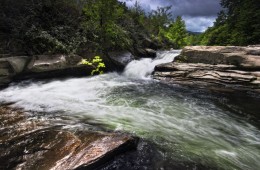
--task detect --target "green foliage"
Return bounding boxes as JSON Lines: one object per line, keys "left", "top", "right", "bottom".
{"left": 201, "top": 0, "right": 260, "bottom": 45}
{"left": 159, "top": 16, "right": 187, "bottom": 48}
{"left": 0, "top": 0, "right": 85, "bottom": 55}
{"left": 82, "top": 0, "right": 133, "bottom": 51}
{"left": 0, "top": 0, "right": 200, "bottom": 57}
{"left": 81, "top": 56, "right": 106, "bottom": 75}
{"left": 185, "top": 34, "right": 202, "bottom": 46}
{"left": 148, "top": 6, "right": 173, "bottom": 36}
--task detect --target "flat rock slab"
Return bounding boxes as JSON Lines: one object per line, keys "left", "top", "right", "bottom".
{"left": 0, "top": 106, "right": 138, "bottom": 170}
{"left": 154, "top": 46, "right": 260, "bottom": 92}
{"left": 176, "top": 46, "right": 260, "bottom": 70}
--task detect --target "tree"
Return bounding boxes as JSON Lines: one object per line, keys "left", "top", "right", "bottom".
{"left": 201, "top": 0, "right": 260, "bottom": 45}
{"left": 82, "top": 0, "right": 132, "bottom": 52}
{"left": 148, "top": 6, "right": 172, "bottom": 36}
{"left": 0, "top": 0, "right": 84, "bottom": 55}
{"left": 163, "top": 16, "right": 187, "bottom": 48}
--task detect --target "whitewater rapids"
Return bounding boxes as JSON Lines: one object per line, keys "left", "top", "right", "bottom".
{"left": 0, "top": 50, "right": 259, "bottom": 170}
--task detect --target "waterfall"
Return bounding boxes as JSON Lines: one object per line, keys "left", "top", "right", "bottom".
{"left": 123, "top": 50, "right": 181, "bottom": 79}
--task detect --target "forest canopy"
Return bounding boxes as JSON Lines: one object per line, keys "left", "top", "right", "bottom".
{"left": 0, "top": 0, "right": 259, "bottom": 56}
{"left": 200, "top": 0, "right": 260, "bottom": 46}
{"left": 0, "top": 0, "right": 176, "bottom": 55}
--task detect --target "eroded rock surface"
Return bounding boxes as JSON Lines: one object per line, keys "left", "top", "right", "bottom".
{"left": 0, "top": 105, "right": 138, "bottom": 170}
{"left": 154, "top": 46, "right": 260, "bottom": 91}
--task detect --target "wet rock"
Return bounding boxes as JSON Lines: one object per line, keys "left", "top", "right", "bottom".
{"left": 154, "top": 63, "right": 260, "bottom": 91}
{"left": 132, "top": 48, "right": 157, "bottom": 58}
{"left": 0, "top": 106, "right": 138, "bottom": 170}
{"left": 154, "top": 46, "right": 260, "bottom": 92}
{"left": 108, "top": 51, "right": 135, "bottom": 70}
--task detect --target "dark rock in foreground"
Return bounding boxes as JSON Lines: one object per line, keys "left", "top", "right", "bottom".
{"left": 0, "top": 105, "right": 138, "bottom": 170}
{"left": 154, "top": 46, "right": 260, "bottom": 92}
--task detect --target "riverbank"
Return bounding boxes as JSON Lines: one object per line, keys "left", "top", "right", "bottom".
{"left": 154, "top": 46, "right": 260, "bottom": 93}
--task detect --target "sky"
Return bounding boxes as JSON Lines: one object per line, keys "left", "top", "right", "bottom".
{"left": 118, "top": 0, "right": 222, "bottom": 32}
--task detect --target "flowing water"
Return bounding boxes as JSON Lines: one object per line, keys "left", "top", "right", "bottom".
{"left": 0, "top": 50, "right": 260, "bottom": 170}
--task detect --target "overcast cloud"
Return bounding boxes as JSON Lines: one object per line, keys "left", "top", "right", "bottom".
{"left": 119, "top": 0, "right": 221, "bottom": 32}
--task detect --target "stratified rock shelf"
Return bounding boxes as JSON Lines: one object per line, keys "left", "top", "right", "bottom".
{"left": 0, "top": 105, "right": 138, "bottom": 170}
{"left": 154, "top": 46, "right": 260, "bottom": 92}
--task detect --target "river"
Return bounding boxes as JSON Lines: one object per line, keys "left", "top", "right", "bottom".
{"left": 0, "top": 50, "right": 260, "bottom": 170}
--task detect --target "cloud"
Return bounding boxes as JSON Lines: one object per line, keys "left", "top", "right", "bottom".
{"left": 183, "top": 16, "right": 216, "bottom": 32}
{"left": 119, "top": 0, "right": 221, "bottom": 16}
{"left": 169, "top": 0, "right": 221, "bottom": 17}
{"left": 119, "top": 0, "right": 221, "bottom": 32}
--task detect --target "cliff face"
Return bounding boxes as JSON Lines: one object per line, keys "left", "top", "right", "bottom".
{"left": 153, "top": 46, "right": 260, "bottom": 92}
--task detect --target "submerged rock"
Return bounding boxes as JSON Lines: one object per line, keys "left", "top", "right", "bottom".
{"left": 0, "top": 105, "right": 138, "bottom": 170}
{"left": 154, "top": 46, "right": 260, "bottom": 92}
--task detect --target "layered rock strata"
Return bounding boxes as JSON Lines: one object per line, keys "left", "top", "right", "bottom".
{"left": 154, "top": 46, "right": 260, "bottom": 91}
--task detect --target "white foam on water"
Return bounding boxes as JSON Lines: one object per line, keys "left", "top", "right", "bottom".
{"left": 123, "top": 50, "right": 180, "bottom": 79}
{"left": 0, "top": 50, "right": 260, "bottom": 170}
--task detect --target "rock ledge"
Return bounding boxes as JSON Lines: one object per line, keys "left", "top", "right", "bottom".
{"left": 154, "top": 46, "right": 260, "bottom": 92}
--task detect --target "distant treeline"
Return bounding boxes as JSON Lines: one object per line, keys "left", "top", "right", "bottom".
{"left": 0, "top": 0, "right": 259, "bottom": 56}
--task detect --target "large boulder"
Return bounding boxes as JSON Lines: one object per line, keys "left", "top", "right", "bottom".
{"left": 131, "top": 48, "right": 157, "bottom": 58}
{"left": 20, "top": 54, "right": 93, "bottom": 79}
{"left": 0, "top": 105, "right": 138, "bottom": 170}
{"left": 154, "top": 46, "right": 260, "bottom": 92}
{"left": 26, "top": 54, "right": 83, "bottom": 72}
{"left": 108, "top": 51, "right": 135, "bottom": 70}
{"left": 0, "top": 54, "right": 98, "bottom": 86}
